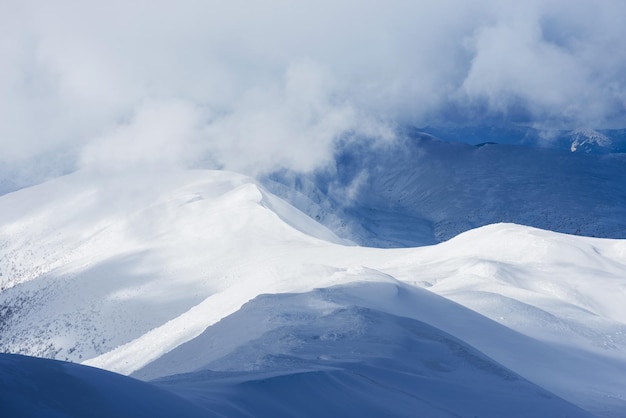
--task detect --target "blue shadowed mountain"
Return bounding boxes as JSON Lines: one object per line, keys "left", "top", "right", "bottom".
{"left": 0, "top": 354, "right": 215, "bottom": 418}
{"left": 263, "top": 131, "right": 626, "bottom": 247}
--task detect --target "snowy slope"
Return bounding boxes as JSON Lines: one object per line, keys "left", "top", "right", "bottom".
{"left": 264, "top": 133, "right": 626, "bottom": 247}
{"left": 0, "top": 169, "right": 348, "bottom": 363}
{"left": 1, "top": 169, "right": 626, "bottom": 416}
{"left": 133, "top": 225, "right": 626, "bottom": 416}
{"left": 148, "top": 287, "right": 590, "bottom": 418}
{"left": 0, "top": 353, "right": 214, "bottom": 418}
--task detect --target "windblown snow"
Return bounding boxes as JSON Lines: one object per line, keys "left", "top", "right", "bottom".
{"left": 1, "top": 169, "right": 625, "bottom": 417}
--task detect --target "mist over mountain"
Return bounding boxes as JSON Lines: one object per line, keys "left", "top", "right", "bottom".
{"left": 3, "top": 1, "right": 626, "bottom": 417}
{"left": 263, "top": 132, "right": 626, "bottom": 247}
{"left": 3, "top": 0, "right": 626, "bottom": 184}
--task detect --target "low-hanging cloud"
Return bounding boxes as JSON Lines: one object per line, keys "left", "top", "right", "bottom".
{"left": 2, "top": 0, "right": 626, "bottom": 182}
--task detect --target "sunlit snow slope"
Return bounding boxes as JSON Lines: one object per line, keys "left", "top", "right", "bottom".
{"left": 1, "top": 169, "right": 625, "bottom": 416}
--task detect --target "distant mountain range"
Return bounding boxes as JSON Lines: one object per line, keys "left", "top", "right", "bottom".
{"left": 264, "top": 132, "right": 626, "bottom": 247}
{"left": 420, "top": 125, "right": 626, "bottom": 154}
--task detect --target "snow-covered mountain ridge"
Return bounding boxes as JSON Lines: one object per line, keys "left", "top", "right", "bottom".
{"left": 1, "top": 169, "right": 625, "bottom": 416}
{"left": 0, "top": 170, "right": 347, "bottom": 361}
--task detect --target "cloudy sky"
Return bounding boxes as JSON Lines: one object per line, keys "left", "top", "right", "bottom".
{"left": 2, "top": 0, "right": 626, "bottom": 181}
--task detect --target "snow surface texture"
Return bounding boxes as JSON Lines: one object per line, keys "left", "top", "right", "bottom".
{"left": 0, "top": 353, "right": 214, "bottom": 418}
{"left": 1, "top": 169, "right": 626, "bottom": 416}
{"left": 149, "top": 288, "right": 590, "bottom": 418}
{"left": 263, "top": 133, "right": 626, "bottom": 247}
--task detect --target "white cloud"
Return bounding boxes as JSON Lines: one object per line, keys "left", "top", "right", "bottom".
{"left": 1, "top": 0, "right": 625, "bottom": 182}
{"left": 460, "top": 0, "right": 626, "bottom": 127}
{"left": 79, "top": 100, "right": 204, "bottom": 173}
{"left": 202, "top": 60, "right": 366, "bottom": 175}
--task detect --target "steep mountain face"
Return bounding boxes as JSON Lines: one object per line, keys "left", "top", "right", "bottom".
{"left": 1, "top": 169, "right": 625, "bottom": 416}
{"left": 569, "top": 129, "right": 614, "bottom": 153}
{"left": 264, "top": 134, "right": 626, "bottom": 247}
